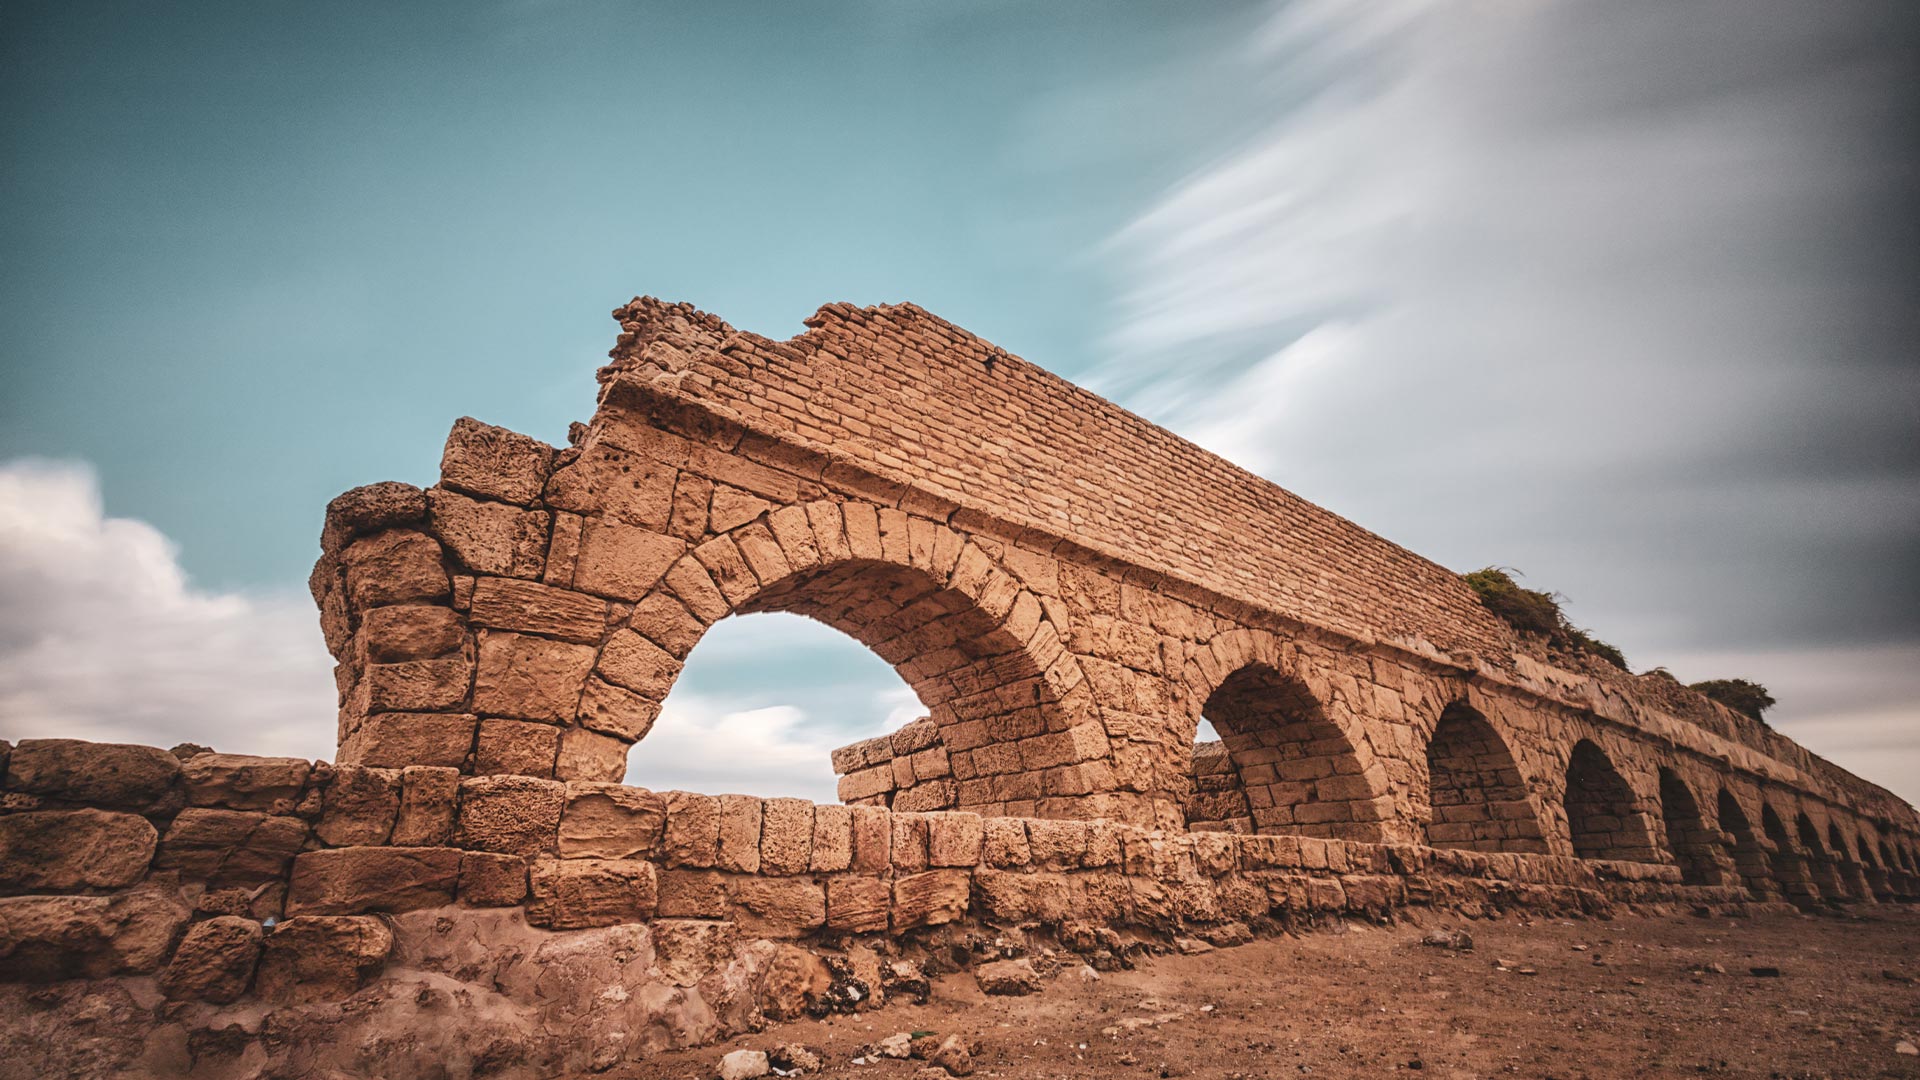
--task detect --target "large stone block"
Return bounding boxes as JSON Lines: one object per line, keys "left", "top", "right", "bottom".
{"left": 459, "top": 851, "right": 529, "bottom": 906}
{"left": 468, "top": 576, "right": 607, "bottom": 644}
{"left": 0, "top": 809, "right": 157, "bottom": 892}
{"left": 725, "top": 876, "right": 826, "bottom": 937}
{"left": 255, "top": 915, "right": 394, "bottom": 1003}
{"left": 356, "top": 603, "right": 467, "bottom": 663}
{"left": 155, "top": 809, "right": 309, "bottom": 887}
{"left": 594, "top": 629, "right": 680, "bottom": 699}
{"left": 526, "top": 858, "right": 658, "bottom": 929}
{"left": 573, "top": 520, "right": 686, "bottom": 601}
{"left": 474, "top": 718, "right": 560, "bottom": 777}
{"left": 286, "top": 846, "right": 463, "bottom": 915}
{"left": 891, "top": 869, "right": 971, "bottom": 931}
{"left": 810, "top": 804, "right": 853, "bottom": 873}
{"left": 663, "top": 791, "right": 721, "bottom": 868}
{"left": 439, "top": 416, "right": 555, "bottom": 506}
{"left": 321, "top": 481, "right": 427, "bottom": 554}
{"left": 353, "top": 656, "right": 473, "bottom": 714}
{"left": 555, "top": 727, "right": 628, "bottom": 782}
{"left": 826, "top": 876, "right": 890, "bottom": 933}
{"left": 759, "top": 798, "right": 814, "bottom": 876}
{"left": 4, "top": 739, "right": 180, "bottom": 810}
{"left": 339, "top": 712, "right": 476, "bottom": 770}
{"left": 559, "top": 782, "right": 667, "bottom": 859}
{"left": 158, "top": 915, "right": 262, "bottom": 1003}
{"left": 926, "top": 812, "right": 984, "bottom": 868}
{"left": 315, "top": 766, "right": 401, "bottom": 847}
{"left": 182, "top": 754, "right": 312, "bottom": 812}
{"left": 650, "top": 918, "right": 736, "bottom": 986}
{"left": 343, "top": 529, "right": 449, "bottom": 609}
{"left": 456, "top": 774, "right": 566, "bottom": 856}
{"left": 473, "top": 632, "right": 597, "bottom": 723}
{"left": 576, "top": 676, "right": 662, "bottom": 741}
{"left": 428, "top": 488, "right": 551, "bottom": 578}
{"left": 0, "top": 891, "right": 189, "bottom": 981}
{"left": 717, "top": 795, "right": 763, "bottom": 873}
{"left": 391, "top": 765, "right": 461, "bottom": 846}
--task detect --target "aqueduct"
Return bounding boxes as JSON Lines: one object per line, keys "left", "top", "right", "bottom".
{"left": 3, "top": 297, "right": 1916, "bottom": 1076}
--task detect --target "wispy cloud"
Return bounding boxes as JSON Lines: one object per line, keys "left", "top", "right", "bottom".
{"left": 0, "top": 459, "right": 336, "bottom": 759}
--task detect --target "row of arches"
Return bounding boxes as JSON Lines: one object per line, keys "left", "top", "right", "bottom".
{"left": 1180, "top": 659, "right": 1918, "bottom": 903}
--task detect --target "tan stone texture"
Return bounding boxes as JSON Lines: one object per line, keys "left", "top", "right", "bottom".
{"left": 182, "top": 754, "right": 312, "bottom": 811}
{"left": 468, "top": 576, "right": 607, "bottom": 644}
{"left": 576, "top": 676, "right": 661, "bottom": 742}
{"left": 428, "top": 488, "right": 550, "bottom": 578}
{"left": 526, "top": 858, "right": 658, "bottom": 928}
{"left": 343, "top": 529, "right": 449, "bottom": 609}
{"left": 357, "top": 604, "right": 466, "bottom": 663}
{"left": 0, "top": 810, "right": 157, "bottom": 892}
{"left": 315, "top": 765, "right": 400, "bottom": 847}
{"left": 455, "top": 774, "right": 565, "bottom": 856}
{"left": 4, "top": 739, "right": 180, "bottom": 810}
{"left": 472, "top": 631, "right": 596, "bottom": 722}
{"left": 340, "top": 713, "right": 475, "bottom": 770}
{"left": 255, "top": 915, "right": 394, "bottom": 1003}
{"left": 286, "top": 846, "right": 462, "bottom": 914}
{"left": 0, "top": 891, "right": 188, "bottom": 980}
{"left": 154, "top": 809, "right": 308, "bottom": 887}
{"left": 458, "top": 851, "right": 529, "bottom": 906}
{"left": 475, "top": 718, "right": 560, "bottom": 777}
{"left": 594, "top": 628, "right": 680, "bottom": 699}
{"left": 559, "top": 782, "right": 666, "bottom": 859}
{"left": 440, "top": 416, "right": 554, "bottom": 506}
{"left": 391, "top": 765, "right": 461, "bottom": 846}
{"left": 891, "top": 869, "right": 971, "bottom": 931}
{"left": 555, "top": 726, "right": 629, "bottom": 782}
{"left": 572, "top": 519, "right": 686, "bottom": 601}
{"left": 759, "top": 798, "right": 814, "bottom": 876}
{"left": 716, "top": 795, "right": 763, "bottom": 873}
{"left": 158, "top": 915, "right": 262, "bottom": 1003}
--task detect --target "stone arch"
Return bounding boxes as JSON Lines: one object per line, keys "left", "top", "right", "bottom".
{"left": 1562, "top": 739, "right": 1659, "bottom": 862}
{"left": 586, "top": 500, "right": 1102, "bottom": 809}
{"left": 1794, "top": 812, "right": 1849, "bottom": 902}
{"left": 1421, "top": 701, "right": 1547, "bottom": 853}
{"left": 1824, "top": 820, "right": 1872, "bottom": 901}
{"left": 1715, "top": 789, "right": 1775, "bottom": 898}
{"left": 1759, "top": 803, "right": 1819, "bottom": 906}
{"left": 1657, "top": 768, "right": 1723, "bottom": 885}
{"left": 1178, "top": 631, "right": 1391, "bottom": 841}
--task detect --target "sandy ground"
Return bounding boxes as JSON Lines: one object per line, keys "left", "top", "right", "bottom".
{"left": 616, "top": 907, "right": 1920, "bottom": 1080}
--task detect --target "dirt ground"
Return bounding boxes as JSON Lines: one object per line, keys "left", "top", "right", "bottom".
{"left": 617, "top": 907, "right": 1920, "bottom": 1080}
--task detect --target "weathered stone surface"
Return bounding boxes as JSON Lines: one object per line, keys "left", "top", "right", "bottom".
{"left": 0, "top": 890, "right": 189, "bottom": 981}
{"left": 469, "top": 576, "right": 607, "bottom": 643}
{"left": 181, "top": 754, "right": 311, "bottom": 811}
{"left": 343, "top": 529, "right": 449, "bottom": 609}
{"left": 927, "top": 812, "right": 984, "bottom": 868}
{"left": 760, "top": 798, "right": 814, "bottom": 876}
{"left": 4, "top": 739, "right": 180, "bottom": 810}
{"left": 428, "top": 488, "right": 551, "bottom": 578}
{"left": 315, "top": 766, "right": 401, "bottom": 847}
{"left": 725, "top": 876, "right": 826, "bottom": 937}
{"left": 255, "top": 915, "right": 394, "bottom": 1003}
{"left": 353, "top": 656, "right": 473, "bottom": 714}
{"left": 474, "top": 718, "right": 560, "bottom": 777}
{"left": 357, "top": 603, "right": 466, "bottom": 663}
{"left": 573, "top": 520, "right": 686, "bottom": 601}
{"left": 286, "top": 847, "right": 463, "bottom": 915}
{"left": 155, "top": 809, "right": 308, "bottom": 886}
{"left": 0, "top": 809, "right": 157, "bottom": 892}
{"left": 891, "top": 869, "right": 971, "bottom": 932}
{"left": 716, "top": 795, "right": 763, "bottom": 873}
{"left": 663, "top": 791, "right": 722, "bottom": 868}
{"left": 974, "top": 957, "right": 1042, "bottom": 996}
{"left": 391, "top": 765, "right": 461, "bottom": 845}
{"left": 440, "top": 416, "right": 555, "bottom": 506}
{"left": 758, "top": 943, "right": 831, "bottom": 1020}
{"left": 826, "top": 876, "right": 890, "bottom": 933}
{"left": 810, "top": 804, "right": 853, "bottom": 873}
{"left": 526, "top": 858, "right": 658, "bottom": 928}
{"left": 559, "top": 782, "right": 667, "bottom": 859}
{"left": 322, "top": 481, "right": 426, "bottom": 553}
{"left": 456, "top": 774, "right": 566, "bottom": 856}
{"left": 594, "top": 628, "right": 680, "bottom": 699}
{"left": 576, "top": 676, "right": 662, "bottom": 741}
{"left": 555, "top": 727, "right": 628, "bottom": 782}
{"left": 650, "top": 918, "right": 736, "bottom": 986}
{"left": 458, "top": 851, "right": 529, "bottom": 906}
{"left": 339, "top": 713, "right": 476, "bottom": 770}
{"left": 719, "top": 1049, "right": 770, "bottom": 1080}
{"left": 158, "top": 916, "right": 261, "bottom": 1003}
{"left": 473, "top": 631, "right": 597, "bottom": 722}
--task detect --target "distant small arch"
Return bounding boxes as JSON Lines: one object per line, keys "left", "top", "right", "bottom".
{"left": 1716, "top": 789, "right": 1772, "bottom": 898}
{"left": 1657, "top": 768, "right": 1719, "bottom": 885}
{"left": 1562, "top": 740, "right": 1658, "bottom": 862}
{"left": 1422, "top": 702, "right": 1546, "bottom": 853}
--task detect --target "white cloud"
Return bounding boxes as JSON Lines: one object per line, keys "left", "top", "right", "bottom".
{"left": 0, "top": 459, "right": 337, "bottom": 760}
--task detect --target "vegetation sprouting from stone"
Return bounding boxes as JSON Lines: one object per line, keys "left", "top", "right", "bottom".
{"left": 1688, "top": 678, "right": 1777, "bottom": 723}
{"left": 1462, "top": 568, "right": 1628, "bottom": 670}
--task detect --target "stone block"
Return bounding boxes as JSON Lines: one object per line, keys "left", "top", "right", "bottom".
{"left": 155, "top": 809, "right": 308, "bottom": 887}
{"left": 158, "top": 915, "right": 262, "bottom": 1003}
{"left": 357, "top": 603, "right": 466, "bottom": 663}
{"left": 560, "top": 782, "right": 667, "bottom": 859}
{"left": 663, "top": 791, "right": 721, "bottom": 868}
{"left": 458, "top": 852, "right": 529, "bottom": 906}
{"left": 826, "top": 875, "right": 890, "bottom": 933}
{"left": 573, "top": 520, "right": 686, "bottom": 601}
{"left": 354, "top": 656, "right": 472, "bottom": 714}
{"left": 890, "top": 814, "right": 929, "bottom": 873}
{"left": 474, "top": 717, "right": 560, "bottom": 777}
{"left": 322, "top": 481, "right": 427, "bottom": 554}
{"left": 456, "top": 774, "right": 565, "bottom": 856}
{"left": 439, "top": 416, "right": 554, "bottom": 506}
{"left": 849, "top": 805, "right": 891, "bottom": 873}
{"left": 595, "top": 629, "right": 680, "bottom": 699}
{"left": 526, "top": 858, "right": 658, "bottom": 928}
{"left": 717, "top": 795, "right": 763, "bottom": 873}
{"left": 343, "top": 529, "right": 449, "bottom": 609}
{"left": 982, "top": 816, "right": 1031, "bottom": 868}
{"left": 627, "top": 591, "right": 706, "bottom": 657}
{"left": 760, "top": 798, "right": 814, "bottom": 875}
{"left": 891, "top": 869, "right": 971, "bottom": 931}
{"left": 4, "top": 739, "right": 179, "bottom": 810}
{"left": 182, "top": 754, "right": 311, "bottom": 812}
{"left": 577, "top": 676, "right": 662, "bottom": 741}
{"left": 657, "top": 869, "right": 728, "bottom": 918}
{"left": 650, "top": 918, "right": 736, "bottom": 986}
{"left": 708, "top": 486, "right": 770, "bottom": 533}
{"left": 0, "top": 891, "right": 189, "bottom": 981}
{"left": 1028, "top": 820, "right": 1088, "bottom": 871}
{"left": 315, "top": 766, "right": 400, "bottom": 847}
{"left": 927, "top": 812, "right": 984, "bottom": 868}
{"left": 725, "top": 876, "right": 826, "bottom": 937}
{"left": 339, "top": 712, "right": 476, "bottom": 770}
{"left": 473, "top": 631, "right": 597, "bottom": 722}
{"left": 468, "top": 576, "right": 607, "bottom": 644}
{"left": 810, "top": 804, "right": 853, "bottom": 873}
{"left": 427, "top": 489, "right": 550, "bottom": 578}
{"left": 0, "top": 809, "right": 157, "bottom": 892}
{"left": 255, "top": 915, "right": 394, "bottom": 1003}
{"left": 555, "top": 727, "right": 628, "bottom": 782}
{"left": 286, "top": 846, "right": 462, "bottom": 915}
{"left": 391, "top": 766, "right": 461, "bottom": 846}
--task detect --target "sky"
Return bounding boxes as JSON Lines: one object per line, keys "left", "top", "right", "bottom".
{"left": 3, "top": 1, "right": 1916, "bottom": 805}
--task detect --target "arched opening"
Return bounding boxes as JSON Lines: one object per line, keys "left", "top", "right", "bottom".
{"left": 1795, "top": 813, "right": 1849, "bottom": 901}
{"left": 1422, "top": 703, "right": 1545, "bottom": 853}
{"left": 623, "top": 612, "right": 923, "bottom": 800}
{"left": 1563, "top": 740, "right": 1657, "bottom": 861}
{"left": 1194, "top": 664, "right": 1387, "bottom": 840}
{"left": 1825, "top": 821, "right": 1871, "bottom": 900}
{"left": 1716, "top": 790, "right": 1773, "bottom": 898}
{"left": 1185, "top": 717, "right": 1254, "bottom": 833}
{"left": 1657, "top": 768, "right": 1721, "bottom": 885}
{"left": 1760, "top": 804, "right": 1818, "bottom": 906}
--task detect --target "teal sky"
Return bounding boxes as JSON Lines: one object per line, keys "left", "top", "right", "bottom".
{"left": 4, "top": 1, "right": 1917, "bottom": 803}
{"left": 2, "top": 0, "right": 1269, "bottom": 588}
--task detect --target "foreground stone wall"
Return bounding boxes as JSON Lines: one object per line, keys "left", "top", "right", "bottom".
{"left": 12, "top": 738, "right": 1915, "bottom": 1078}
